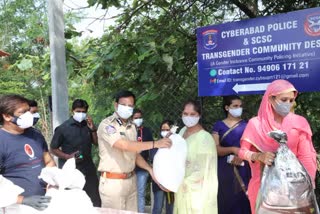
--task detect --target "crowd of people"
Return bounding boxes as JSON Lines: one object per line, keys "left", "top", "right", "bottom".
{"left": 0, "top": 79, "right": 317, "bottom": 214}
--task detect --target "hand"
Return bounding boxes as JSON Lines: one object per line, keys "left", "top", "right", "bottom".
{"left": 258, "top": 152, "right": 276, "bottom": 166}
{"left": 155, "top": 138, "right": 172, "bottom": 149}
{"left": 64, "top": 151, "right": 79, "bottom": 160}
{"left": 231, "top": 147, "right": 240, "bottom": 155}
{"left": 22, "top": 195, "right": 51, "bottom": 211}
{"left": 86, "top": 116, "right": 96, "bottom": 131}
{"left": 158, "top": 184, "right": 171, "bottom": 192}
{"left": 231, "top": 156, "right": 243, "bottom": 166}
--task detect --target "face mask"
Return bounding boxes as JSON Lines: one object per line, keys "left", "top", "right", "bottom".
{"left": 117, "top": 104, "right": 134, "bottom": 119}
{"left": 274, "top": 101, "right": 292, "bottom": 117}
{"left": 161, "top": 131, "right": 169, "bottom": 138}
{"left": 11, "top": 111, "right": 34, "bottom": 129}
{"left": 32, "top": 112, "right": 40, "bottom": 125}
{"left": 182, "top": 116, "right": 200, "bottom": 127}
{"left": 73, "top": 112, "right": 87, "bottom": 123}
{"left": 229, "top": 107, "right": 243, "bottom": 118}
{"left": 133, "top": 118, "right": 143, "bottom": 127}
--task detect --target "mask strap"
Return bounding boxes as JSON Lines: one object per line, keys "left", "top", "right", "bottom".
{"left": 10, "top": 115, "right": 19, "bottom": 125}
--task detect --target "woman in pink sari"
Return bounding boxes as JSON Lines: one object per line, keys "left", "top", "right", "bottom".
{"left": 238, "top": 79, "right": 317, "bottom": 214}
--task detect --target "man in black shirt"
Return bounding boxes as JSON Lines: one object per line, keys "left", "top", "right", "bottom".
{"left": 132, "top": 109, "right": 154, "bottom": 213}
{"left": 50, "top": 99, "right": 101, "bottom": 207}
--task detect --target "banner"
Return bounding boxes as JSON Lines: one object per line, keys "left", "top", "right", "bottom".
{"left": 197, "top": 7, "right": 320, "bottom": 96}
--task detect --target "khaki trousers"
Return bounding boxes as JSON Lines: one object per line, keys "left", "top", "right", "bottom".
{"left": 99, "top": 174, "right": 137, "bottom": 212}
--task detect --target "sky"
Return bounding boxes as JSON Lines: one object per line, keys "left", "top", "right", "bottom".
{"left": 63, "top": 0, "right": 119, "bottom": 39}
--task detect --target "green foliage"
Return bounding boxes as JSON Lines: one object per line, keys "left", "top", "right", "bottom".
{"left": 81, "top": 0, "right": 320, "bottom": 144}
{"left": 1, "top": 1, "right": 320, "bottom": 193}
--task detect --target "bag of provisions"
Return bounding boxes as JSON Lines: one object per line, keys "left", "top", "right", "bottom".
{"left": 256, "top": 130, "right": 319, "bottom": 214}
{"left": 153, "top": 129, "right": 187, "bottom": 192}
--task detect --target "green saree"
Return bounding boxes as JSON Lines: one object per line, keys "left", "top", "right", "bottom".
{"left": 174, "top": 127, "right": 218, "bottom": 214}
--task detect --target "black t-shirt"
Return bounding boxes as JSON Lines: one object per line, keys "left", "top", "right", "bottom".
{"left": 51, "top": 117, "right": 94, "bottom": 169}
{"left": 0, "top": 128, "right": 48, "bottom": 196}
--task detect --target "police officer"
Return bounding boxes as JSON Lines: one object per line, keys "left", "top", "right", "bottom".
{"left": 97, "top": 90, "right": 172, "bottom": 211}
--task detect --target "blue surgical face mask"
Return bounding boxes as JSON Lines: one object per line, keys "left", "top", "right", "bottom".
{"left": 274, "top": 101, "right": 292, "bottom": 117}
{"left": 229, "top": 107, "right": 243, "bottom": 118}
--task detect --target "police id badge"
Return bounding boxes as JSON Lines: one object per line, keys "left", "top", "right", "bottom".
{"left": 106, "top": 125, "right": 116, "bottom": 134}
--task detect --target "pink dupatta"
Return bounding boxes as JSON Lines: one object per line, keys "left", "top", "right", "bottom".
{"left": 241, "top": 79, "right": 312, "bottom": 152}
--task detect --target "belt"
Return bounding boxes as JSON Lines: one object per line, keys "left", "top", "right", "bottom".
{"left": 101, "top": 171, "right": 135, "bottom": 179}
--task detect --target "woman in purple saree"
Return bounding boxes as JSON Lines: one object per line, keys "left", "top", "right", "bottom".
{"left": 212, "top": 95, "right": 251, "bottom": 214}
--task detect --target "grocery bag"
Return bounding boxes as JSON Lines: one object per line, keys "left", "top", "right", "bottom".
{"left": 256, "top": 130, "right": 319, "bottom": 214}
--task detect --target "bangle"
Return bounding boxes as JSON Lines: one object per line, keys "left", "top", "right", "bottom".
{"left": 252, "top": 152, "right": 260, "bottom": 162}
{"left": 152, "top": 140, "right": 155, "bottom": 149}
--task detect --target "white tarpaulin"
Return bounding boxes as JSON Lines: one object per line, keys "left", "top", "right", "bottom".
{"left": 153, "top": 133, "right": 187, "bottom": 192}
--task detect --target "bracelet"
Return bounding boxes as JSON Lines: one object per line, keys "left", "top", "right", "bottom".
{"left": 251, "top": 152, "right": 260, "bottom": 162}
{"left": 152, "top": 140, "right": 155, "bottom": 149}
{"left": 244, "top": 150, "right": 254, "bottom": 161}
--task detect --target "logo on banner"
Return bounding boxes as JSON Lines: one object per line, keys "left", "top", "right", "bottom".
{"left": 304, "top": 12, "right": 320, "bottom": 36}
{"left": 24, "top": 144, "right": 35, "bottom": 158}
{"left": 202, "top": 30, "right": 218, "bottom": 50}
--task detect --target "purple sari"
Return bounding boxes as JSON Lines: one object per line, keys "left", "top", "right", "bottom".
{"left": 212, "top": 120, "right": 251, "bottom": 214}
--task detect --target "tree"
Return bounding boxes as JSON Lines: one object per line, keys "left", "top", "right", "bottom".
{"left": 78, "top": 0, "right": 320, "bottom": 141}
{"left": 0, "top": 0, "right": 84, "bottom": 140}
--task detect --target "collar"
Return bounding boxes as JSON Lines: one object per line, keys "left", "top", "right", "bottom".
{"left": 111, "top": 112, "right": 133, "bottom": 127}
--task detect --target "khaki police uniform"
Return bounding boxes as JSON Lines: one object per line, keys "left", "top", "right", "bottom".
{"left": 97, "top": 113, "right": 138, "bottom": 211}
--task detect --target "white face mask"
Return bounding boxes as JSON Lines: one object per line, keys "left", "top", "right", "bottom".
{"left": 73, "top": 112, "right": 87, "bottom": 123}
{"left": 12, "top": 111, "right": 34, "bottom": 129}
{"left": 161, "top": 131, "right": 169, "bottom": 138}
{"left": 117, "top": 104, "right": 134, "bottom": 119}
{"left": 32, "top": 112, "right": 40, "bottom": 118}
{"left": 133, "top": 118, "right": 143, "bottom": 127}
{"left": 229, "top": 107, "right": 243, "bottom": 118}
{"left": 182, "top": 116, "right": 200, "bottom": 127}
{"left": 32, "top": 112, "right": 40, "bottom": 125}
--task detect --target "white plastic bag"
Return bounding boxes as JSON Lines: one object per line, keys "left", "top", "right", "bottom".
{"left": 153, "top": 133, "right": 187, "bottom": 192}
{"left": 256, "top": 130, "right": 319, "bottom": 214}
{"left": 1, "top": 159, "right": 98, "bottom": 214}
{"left": 38, "top": 157, "right": 85, "bottom": 190}
{"left": 0, "top": 175, "right": 24, "bottom": 208}
{"left": 39, "top": 158, "right": 97, "bottom": 214}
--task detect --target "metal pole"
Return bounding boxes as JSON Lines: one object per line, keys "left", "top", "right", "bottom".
{"left": 47, "top": 0, "right": 69, "bottom": 131}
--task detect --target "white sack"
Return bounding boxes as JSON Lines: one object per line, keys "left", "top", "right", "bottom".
{"left": 43, "top": 188, "right": 99, "bottom": 214}
{"left": 38, "top": 158, "right": 85, "bottom": 190}
{"left": 1, "top": 159, "right": 97, "bottom": 214}
{"left": 153, "top": 133, "right": 187, "bottom": 192}
{"left": 39, "top": 158, "right": 97, "bottom": 214}
{"left": 0, "top": 175, "right": 24, "bottom": 207}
